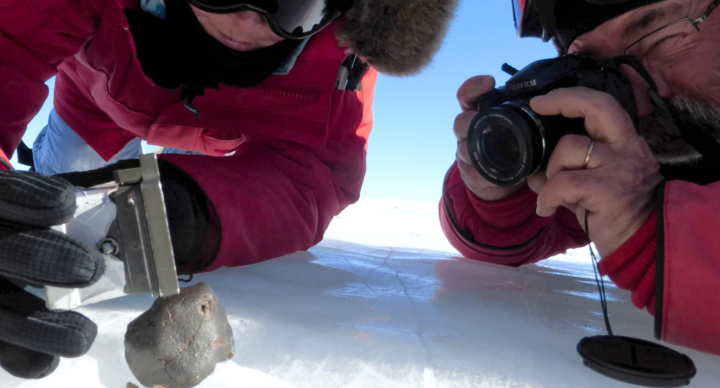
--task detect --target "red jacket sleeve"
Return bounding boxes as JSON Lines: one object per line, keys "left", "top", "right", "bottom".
{"left": 159, "top": 69, "right": 379, "bottom": 272}
{"left": 654, "top": 180, "right": 720, "bottom": 356}
{"left": 0, "top": 0, "right": 104, "bottom": 156}
{"left": 439, "top": 163, "right": 588, "bottom": 266}
{"left": 616, "top": 181, "right": 720, "bottom": 356}
{"left": 599, "top": 212, "right": 657, "bottom": 314}
{"left": 443, "top": 164, "right": 720, "bottom": 356}
{"left": 601, "top": 180, "right": 720, "bottom": 356}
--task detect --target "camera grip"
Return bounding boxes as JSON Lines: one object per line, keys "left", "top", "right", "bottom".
{"left": 477, "top": 88, "right": 503, "bottom": 111}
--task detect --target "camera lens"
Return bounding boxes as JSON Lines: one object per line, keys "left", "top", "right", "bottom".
{"left": 481, "top": 124, "right": 520, "bottom": 172}
{"left": 466, "top": 101, "right": 546, "bottom": 186}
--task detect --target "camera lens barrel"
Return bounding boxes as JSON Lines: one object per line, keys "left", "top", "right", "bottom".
{"left": 466, "top": 101, "right": 546, "bottom": 186}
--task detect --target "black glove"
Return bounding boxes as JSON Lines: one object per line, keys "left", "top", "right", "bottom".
{"left": 0, "top": 170, "right": 105, "bottom": 379}
{"left": 58, "top": 159, "right": 220, "bottom": 275}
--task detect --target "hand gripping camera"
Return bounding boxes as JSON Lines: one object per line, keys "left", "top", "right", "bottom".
{"left": 467, "top": 54, "right": 639, "bottom": 186}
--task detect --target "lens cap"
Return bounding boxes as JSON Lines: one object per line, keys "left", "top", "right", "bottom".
{"left": 577, "top": 336, "right": 696, "bottom": 387}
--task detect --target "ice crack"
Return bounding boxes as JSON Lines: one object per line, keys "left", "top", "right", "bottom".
{"left": 388, "top": 260, "right": 436, "bottom": 388}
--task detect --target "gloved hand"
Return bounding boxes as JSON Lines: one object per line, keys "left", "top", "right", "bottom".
{"left": 0, "top": 169, "right": 105, "bottom": 379}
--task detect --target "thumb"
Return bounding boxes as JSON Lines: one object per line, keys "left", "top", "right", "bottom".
{"left": 0, "top": 340, "right": 59, "bottom": 379}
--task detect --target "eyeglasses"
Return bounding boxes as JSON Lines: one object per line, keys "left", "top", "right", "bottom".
{"left": 624, "top": 0, "right": 720, "bottom": 71}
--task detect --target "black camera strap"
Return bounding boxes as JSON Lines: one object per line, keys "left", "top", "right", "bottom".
{"left": 649, "top": 89, "right": 720, "bottom": 167}
{"left": 576, "top": 57, "right": 699, "bottom": 387}
{"left": 612, "top": 56, "right": 720, "bottom": 169}
{"left": 578, "top": 210, "right": 697, "bottom": 387}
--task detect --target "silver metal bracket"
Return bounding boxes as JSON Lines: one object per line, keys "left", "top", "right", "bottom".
{"left": 110, "top": 154, "right": 179, "bottom": 297}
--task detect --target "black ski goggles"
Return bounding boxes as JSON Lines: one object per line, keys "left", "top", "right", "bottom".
{"left": 188, "top": 0, "right": 350, "bottom": 39}
{"left": 511, "top": 0, "right": 664, "bottom": 48}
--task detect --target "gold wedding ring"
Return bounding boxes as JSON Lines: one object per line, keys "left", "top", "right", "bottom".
{"left": 583, "top": 141, "right": 595, "bottom": 169}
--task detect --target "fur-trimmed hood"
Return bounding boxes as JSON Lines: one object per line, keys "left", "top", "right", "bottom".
{"left": 337, "top": 0, "right": 460, "bottom": 76}
{"left": 143, "top": 0, "right": 459, "bottom": 76}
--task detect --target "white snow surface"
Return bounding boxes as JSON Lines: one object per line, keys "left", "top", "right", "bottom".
{"left": 3, "top": 198, "right": 719, "bottom": 388}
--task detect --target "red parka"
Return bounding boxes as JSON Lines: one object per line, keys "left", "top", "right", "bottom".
{"left": 0, "top": 0, "right": 378, "bottom": 272}
{"left": 440, "top": 162, "right": 720, "bottom": 357}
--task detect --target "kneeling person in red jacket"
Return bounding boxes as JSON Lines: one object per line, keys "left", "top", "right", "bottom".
{"left": 442, "top": 0, "right": 720, "bottom": 356}
{"left": 0, "top": 0, "right": 459, "bottom": 379}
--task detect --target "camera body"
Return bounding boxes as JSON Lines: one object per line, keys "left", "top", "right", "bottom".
{"left": 467, "top": 54, "right": 638, "bottom": 186}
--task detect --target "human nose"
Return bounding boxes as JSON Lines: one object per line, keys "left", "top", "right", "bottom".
{"left": 228, "top": 11, "right": 267, "bottom": 35}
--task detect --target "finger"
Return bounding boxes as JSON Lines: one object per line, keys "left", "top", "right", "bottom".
{"left": 545, "top": 135, "right": 609, "bottom": 180}
{"left": 0, "top": 170, "right": 76, "bottom": 227}
{"left": 454, "top": 111, "right": 479, "bottom": 141}
{"left": 536, "top": 170, "right": 599, "bottom": 217}
{"left": 0, "top": 279, "right": 97, "bottom": 358}
{"left": 457, "top": 140, "right": 472, "bottom": 166}
{"left": 457, "top": 157, "right": 482, "bottom": 187}
{"left": 529, "top": 87, "right": 635, "bottom": 143}
{"left": 0, "top": 339, "right": 59, "bottom": 379}
{"left": 0, "top": 309, "right": 98, "bottom": 358}
{"left": 528, "top": 170, "right": 581, "bottom": 213}
{"left": 528, "top": 173, "right": 578, "bottom": 213}
{"left": 527, "top": 171, "right": 548, "bottom": 194}
{"left": 457, "top": 76, "right": 495, "bottom": 112}
{"left": 0, "top": 228, "right": 105, "bottom": 288}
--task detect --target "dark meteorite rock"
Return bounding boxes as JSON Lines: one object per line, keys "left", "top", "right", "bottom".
{"left": 125, "top": 283, "right": 234, "bottom": 388}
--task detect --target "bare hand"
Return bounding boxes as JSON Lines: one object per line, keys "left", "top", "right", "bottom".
{"left": 454, "top": 76, "right": 525, "bottom": 201}
{"left": 526, "top": 87, "right": 663, "bottom": 257}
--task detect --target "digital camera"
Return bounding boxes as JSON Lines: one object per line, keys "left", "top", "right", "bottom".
{"left": 467, "top": 54, "right": 638, "bottom": 186}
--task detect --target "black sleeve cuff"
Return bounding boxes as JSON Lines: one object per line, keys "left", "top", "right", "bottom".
{"left": 654, "top": 181, "right": 666, "bottom": 340}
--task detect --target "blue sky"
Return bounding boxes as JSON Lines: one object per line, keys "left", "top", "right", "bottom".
{"left": 361, "top": 0, "right": 556, "bottom": 202}
{"left": 13, "top": 0, "right": 556, "bottom": 203}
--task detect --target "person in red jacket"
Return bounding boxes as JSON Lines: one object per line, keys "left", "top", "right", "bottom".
{"left": 442, "top": 0, "right": 720, "bottom": 356}
{"left": 0, "top": 0, "right": 459, "bottom": 379}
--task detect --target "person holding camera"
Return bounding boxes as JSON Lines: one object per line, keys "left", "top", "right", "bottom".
{"left": 0, "top": 0, "right": 459, "bottom": 379}
{"left": 441, "top": 0, "right": 720, "bottom": 356}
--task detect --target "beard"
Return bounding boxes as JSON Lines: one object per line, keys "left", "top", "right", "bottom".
{"left": 637, "top": 97, "right": 720, "bottom": 165}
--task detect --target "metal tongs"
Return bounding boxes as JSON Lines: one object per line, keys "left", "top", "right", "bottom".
{"left": 46, "top": 154, "right": 180, "bottom": 310}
